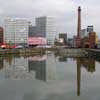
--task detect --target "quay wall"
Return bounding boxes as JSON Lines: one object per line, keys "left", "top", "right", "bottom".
{"left": 0, "top": 48, "right": 45, "bottom": 56}
{"left": 56, "top": 48, "right": 88, "bottom": 57}
{"left": 86, "top": 49, "right": 100, "bottom": 58}
{"left": 0, "top": 48, "right": 89, "bottom": 57}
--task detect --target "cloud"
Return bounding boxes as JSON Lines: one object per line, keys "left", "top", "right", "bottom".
{"left": 0, "top": 0, "right": 100, "bottom": 37}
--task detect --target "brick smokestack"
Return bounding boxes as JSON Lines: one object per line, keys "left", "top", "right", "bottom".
{"left": 77, "top": 6, "right": 81, "bottom": 37}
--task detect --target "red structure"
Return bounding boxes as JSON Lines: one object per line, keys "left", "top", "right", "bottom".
{"left": 81, "top": 32, "right": 97, "bottom": 48}
{"left": 76, "top": 6, "right": 81, "bottom": 48}
{"left": 89, "top": 32, "right": 96, "bottom": 48}
{"left": 0, "top": 27, "right": 3, "bottom": 45}
{"left": 28, "top": 37, "right": 47, "bottom": 46}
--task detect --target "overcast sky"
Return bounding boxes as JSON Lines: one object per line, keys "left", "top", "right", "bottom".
{"left": 0, "top": 0, "right": 100, "bottom": 38}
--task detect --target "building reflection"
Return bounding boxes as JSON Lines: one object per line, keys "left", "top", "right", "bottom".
{"left": 3, "top": 56, "right": 29, "bottom": 79}
{"left": 3, "top": 55, "right": 47, "bottom": 80}
{"left": 58, "top": 56, "right": 68, "bottom": 62}
{"left": 0, "top": 57, "right": 3, "bottom": 70}
{"left": 4, "top": 55, "right": 13, "bottom": 66}
{"left": 28, "top": 54, "right": 56, "bottom": 81}
{"left": 76, "top": 58, "right": 96, "bottom": 96}
{"left": 28, "top": 55, "right": 47, "bottom": 81}
{"left": 80, "top": 58, "right": 95, "bottom": 73}
{"left": 0, "top": 54, "right": 57, "bottom": 81}
{"left": 0, "top": 54, "right": 98, "bottom": 95}
{"left": 54, "top": 52, "right": 68, "bottom": 62}
{"left": 76, "top": 58, "right": 81, "bottom": 96}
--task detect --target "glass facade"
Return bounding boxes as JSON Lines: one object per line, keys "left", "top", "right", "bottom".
{"left": 4, "top": 17, "right": 29, "bottom": 45}
{"left": 36, "top": 16, "right": 56, "bottom": 45}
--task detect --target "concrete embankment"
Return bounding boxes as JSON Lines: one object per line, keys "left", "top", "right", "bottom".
{"left": 86, "top": 49, "right": 100, "bottom": 58}
{"left": 0, "top": 48, "right": 45, "bottom": 56}
{"left": 55, "top": 48, "right": 88, "bottom": 57}
{"left": 0, "top": 48, "right": 89, "bottom": 57}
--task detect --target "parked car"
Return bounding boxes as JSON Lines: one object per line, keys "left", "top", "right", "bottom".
{"left": 15, "top": 45, "right": 24, "bottom": 49}
{"left": 36, "top": 45, "right": 52, "bottom": 48}
{"left": 24, "top": 45, "right": 29, "bottom": 48}
{"left": 0, "top": 44, "right": 16, "bottom": 49}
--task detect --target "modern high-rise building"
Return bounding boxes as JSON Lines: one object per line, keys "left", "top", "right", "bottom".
{"left": 4, "top": 17, "right": 29, "bottom": 45}
{"left": 29, "top": 25, "right": 38, "bottom": 37}
{"left": 35, "top": 16, "right": 56, "bottom": 45}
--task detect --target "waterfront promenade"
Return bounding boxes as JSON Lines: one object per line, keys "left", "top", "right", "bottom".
{"left": 55, "top": 48, "right": 88, "bottom": 57}
{"left": 86, "top": 49, "right": 100, "bottom": 57}
{"left": 0, "top": 48, "right": 45, "bottom": 56}
{"left": 0, "top": 48, "right": 100, "bottom": 58}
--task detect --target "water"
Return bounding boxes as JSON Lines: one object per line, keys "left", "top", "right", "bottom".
{"left": 0, "top": 52, "right": 100, "bottom": 100}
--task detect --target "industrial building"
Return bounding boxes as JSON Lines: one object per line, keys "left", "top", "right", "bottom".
{"left": 80, "top": 26, "right": 94, "bottom": 38}
{"left": 75, "top": 6, "right": 81, "bottom": 48}
{"left": 89, "top": 32, "right": 97, "bottom": 48}
{"left": 75, "top": 6, "right": 97, "bottom": 48}
{"left": 0, "top": 27, "right": 3, "bottom": 45}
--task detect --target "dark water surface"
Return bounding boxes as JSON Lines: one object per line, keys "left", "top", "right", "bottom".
{"left": 0, "top": 52, "right": 100, "bottom": 100}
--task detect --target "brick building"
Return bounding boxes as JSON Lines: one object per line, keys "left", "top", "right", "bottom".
{"left": 0, "top": 27, "right": 3, "bottom": 45}
{"left": 89, "top": 32, "right": 96, "bottom": 48}
{"left": 81, "top": 32, "right": 97, "bottom": 48}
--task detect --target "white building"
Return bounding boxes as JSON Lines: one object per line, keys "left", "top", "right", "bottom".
{"left": 80, "top": 29, "right": 88, "bottom": 38}
{"left": 87, "top": 25, "right": 94, "bottom": 33}
{"left": 4, "top": 17, "right": 29, "bottom": 45}
{"left": 36, "top": 16, "right": 56, "bottom": 45}
{"left": 81, "top": 26, "right": 94, "bottom": 38}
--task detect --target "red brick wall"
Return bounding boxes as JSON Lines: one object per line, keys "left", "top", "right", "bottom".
{"left": 89, "top": 32, "right": 96, "bottom": 48}
{"left": 75, "top": 36, "right": 81, "bottom": 48}
{"left": 0, "top": 27, "right": 3, "bottom": 44}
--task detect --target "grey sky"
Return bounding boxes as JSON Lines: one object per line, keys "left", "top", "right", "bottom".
{"left": 0, "top": 0, "right": 100, "bottom": 37}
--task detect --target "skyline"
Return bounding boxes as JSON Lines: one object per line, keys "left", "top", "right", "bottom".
{"left": 0, "top": 0, "right": 100, "bottom": 38}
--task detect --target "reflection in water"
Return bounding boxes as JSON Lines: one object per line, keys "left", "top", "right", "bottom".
{"left": 29, "top": 59, "right": 46, "bottom": 81}
{"left": 76, "top": 58, "right": 81, "bottom": 96}
{"left": 28, "top": 55, "right": 47, "bottom": 61}
{"left": 76, "top": 58, "right": 95, "bottom": 96}
{"left": 28, "top": 55, "right": 47, "bottom": 81}
{"left": 58, "top": 56, "right": 68, "bottom": 62}
{"left": 0, "top": 57, "right": 3, "bottom": 70}
{"left": 4, "top": 56, "right": 29, "bottom": 79}
{"left": 0, "top": 54, "right": 98, "bottom": 96}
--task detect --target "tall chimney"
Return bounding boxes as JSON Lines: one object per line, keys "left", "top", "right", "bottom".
{"left": 77, "top": 6, "right": 81, "bottom": 37}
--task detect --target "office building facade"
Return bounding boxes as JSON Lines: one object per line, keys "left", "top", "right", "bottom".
{"left": 29, "top": 26, "right": 38, "bottom": 37}
{"left": 4, "top": 17, "right": 29, "bottom": 45}
{"left": 35, "top": 16, "right": 56, "bottom": 45}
